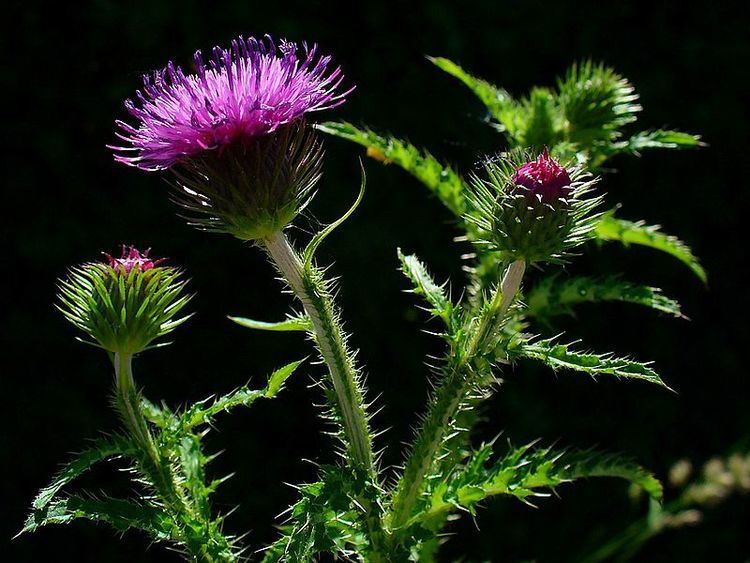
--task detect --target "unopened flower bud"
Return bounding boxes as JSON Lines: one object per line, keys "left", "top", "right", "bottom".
{"left": 466, "top": 149, "right": 602, "bottom": 264}
{"left": 57, "top": 246, "right": 192, "bottom": 355}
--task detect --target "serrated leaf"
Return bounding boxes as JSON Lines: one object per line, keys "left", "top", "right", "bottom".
{"left": 228, "top": 314, "right": 312, "bottom": 332}
{"left": 317, "top": 122, "right": 467, "bottom": 217}
{"left": 526, "top": 275, "right": 684, "bottom": 320}
{"left": 263, "top": 465, "right": 370, "bottom": 562}
{"left": 29, "top": 434, "right": 136, "bottom": 512}
{"left": 596, "top": 211, "right": 706, "bottom": 283}
{"left": 19, "top": 495, "right": 172, "bottom": 540}
{"left": 614, "top": 129, "right": 704, "bottom": 155}
{"left": 516, "top": 337, "right": 668, "bottom": 388}
{"left": 182, "top": 360, "right": 304, "bottom": 428}
{"left": 266, "top": 359, "right": 305, "bottom": 398}
{"left": 428, "top": 57, "right": 518, "bottom": 133}
{"left": 397, "top": 249, "right": 454, "bottom": 328}
{"left": 409, "top": 443, "right": 662, "bottom": 530}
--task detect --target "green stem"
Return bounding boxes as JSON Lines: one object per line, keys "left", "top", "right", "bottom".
{"left": 388, "top": 259, "right": 526, "bottom": 531}
{"left": 263, "top": 231, "right": 386, "bottom": 557}
{"left": 113, "top": 353, "right": 233, "bottom": 562}
{"left": 263, "top": 231, "right": 374, "bottom": 471}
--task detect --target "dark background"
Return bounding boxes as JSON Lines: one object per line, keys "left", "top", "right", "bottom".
{"left": 3, "top": 1, "right": 748, "bottom": 561}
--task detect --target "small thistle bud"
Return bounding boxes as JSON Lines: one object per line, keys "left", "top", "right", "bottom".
{"left": 57, "top": 246, "right": 192, "bottom": 355}
{"left": 466, "top": 149, "right": 602, "bottom": 264}
{"left": 111, "top": 36, "right": 351, "bottom": 241}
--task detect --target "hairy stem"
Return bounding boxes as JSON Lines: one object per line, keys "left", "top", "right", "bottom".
{"left": 389, "top": 259, "right": 526, "bottom": 531}
{"left": 263, "top": 231, "right": 374, "bottom": 470}
{"left": 113, "top": 353, "right": 233, "bottom": 562}
{"left": 263, "top": 232, "right": 386, "bottom": 557}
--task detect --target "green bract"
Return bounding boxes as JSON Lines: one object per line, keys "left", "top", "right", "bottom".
{"left": 171, "top": 123, "right": 323, "bottom": 241}
{"left": 465, "top": 152, "right": 602, "bottom": 264}
{"left": 57, "top": 261, "right": 192, "bottom": 355}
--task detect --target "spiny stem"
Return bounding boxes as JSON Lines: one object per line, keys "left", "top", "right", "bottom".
{"left": 263, "top": 231, "right": 386, "bottom": 557}
{"left": 113, "top": 354, "right": 233, "bottom": 562}
{"left": 263, "top": 231, "right": 374, "bottom": 471}
{"left": 388, "top": 259, "right": 526, "bottom": 531}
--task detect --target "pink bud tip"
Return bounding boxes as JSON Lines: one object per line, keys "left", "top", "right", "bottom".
{"left": 512, "top": 149, "right": 572, "bottom": 203}
{"left": 104, "top": 246, "right": 164, "bottom": 273}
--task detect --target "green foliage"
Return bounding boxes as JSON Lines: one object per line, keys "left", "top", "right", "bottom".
{"left": 595, "top": 211, "right": 707, "bottom": 283}
{"left": 432, "top": 57, "right": 700, "bottom": 168}
{"left": 302, "top": 166, "right": 366, "bottom": 266}
{"left": 515, "top": 337, "right": 668, "bottom": 388}
{"left": 22, "top": 361, "right": 302, "bottom": 561}
{"left": 179, "top": 360, "right": 304, "bottom": 428}
{"left": 427, "top": 56, "right": 517, "bottom": 133}
{"left": 20, "top": 495, "right": 174, "bottom": 540}
{"left": 526, "top": 275, "right": 684, "bottom": 321}
{"left": 397, "top": 249, "right": 456, "bottom": 330}
{"left": 414, "top": 442, "right": 662, "bottom": 526}
{"left": 57, "top": 262, "right": 192, "bottom": 354}
{"left": 228, "top": 314, "right": 311, "bottom": 332}
{"left": 316, "top": 122, "right": 467, "bottom": 216}
{"left": 30, "top": 53, "right": 706, "bottom": 563}
{"left": 263, "top": 466, "right": 372, "bottom": 562}
{"left": 27, "top": 434, "right": 136, "bottom": 513}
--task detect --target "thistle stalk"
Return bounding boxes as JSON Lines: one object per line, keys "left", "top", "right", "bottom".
{"left": 263, "top": 231, "right": 375, "bottom": 471}
{"left": 113, "top": 353, "right": 232, "bottom": 562}
{"left": 263, "top": 231, "right": 388, "bottom": 558}
{"left": 389, "top": 259, "right": 526, "bottom": 531}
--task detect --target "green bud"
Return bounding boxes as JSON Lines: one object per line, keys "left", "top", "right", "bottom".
{"left": 57, "top": 247, "right": 192, "bottom": 355}
{"left": 465, "top": 149, "right": 602, "bottom": 264}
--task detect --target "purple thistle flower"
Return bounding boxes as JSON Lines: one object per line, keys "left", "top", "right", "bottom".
{"left": 112, "top": 36, "right": 352, "bottom": 171}
{"left": 104, "top": 246, "right": 164, "bottom": 273}
{"left": 512, "top": 149, "right": 572, "bottom": 203}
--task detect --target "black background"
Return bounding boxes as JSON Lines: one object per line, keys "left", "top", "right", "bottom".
{"left": 3, "top": 1, "right": 749, "bottom": 561}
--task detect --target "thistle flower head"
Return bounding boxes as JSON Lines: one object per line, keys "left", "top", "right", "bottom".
{"left": 112, "top": 35, "right": 347, "bottom": 241}
{"left": 511, "top": 148, "right": 572, "bottom": 202}
{"left": 112, "top": 35, "right": 350, "bottom": 171}
{"left": 57, "top": 247, "right": 192, "bottom": 355}
{"left": 466, "top": 149, "right": 602, "bottom": 264}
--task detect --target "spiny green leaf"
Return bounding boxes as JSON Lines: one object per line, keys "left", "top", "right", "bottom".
{"left": 29, "top": 434, "right": 136, "bottom": 512}
{"left": 263, "top": 465, "right": 371, "bottom": 562}
{"left": 397, "top": 249, "right": 454, "bottom": 328}
{"left": 596, "top": 211, "right": 706, "bottom": 283}
{"left": 19, "top": 495, "right": 173, "bottom": 540}
{"left": 428, "top": 56, "right": 518, "bottom": 133}
{"left": 266, "top": 359, "right": 306, "bottom": 398}
{"left": 317, "top": 121, "right": 467, "bottom": 216}
{"left": 613, "top": 129, "right": 704, "bottom": 155}
{"left": 526, "top": 275, "right": 684, "bottom": 321}
{"left": 182, "top": 360, "right": 305, "bottom": 428}
{"left": 410, "top": 442, "right": 661, "bottom": 530}
{"left": 228, "top": 314, "right": 312, "bottom": 332}
{"left": 516, "top": 337, "right": 668, "bottom": 388}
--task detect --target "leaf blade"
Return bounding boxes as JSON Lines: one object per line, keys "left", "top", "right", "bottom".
{"left": 596, "top": 212, "right": 706, "bottom": 283}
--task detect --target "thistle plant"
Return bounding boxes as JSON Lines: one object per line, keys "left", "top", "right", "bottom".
{"left": 19, "top": 36, "right": 716, "bottom": 562}
{"left": 20, "top": 246, "right": 303, "bottom": 561}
